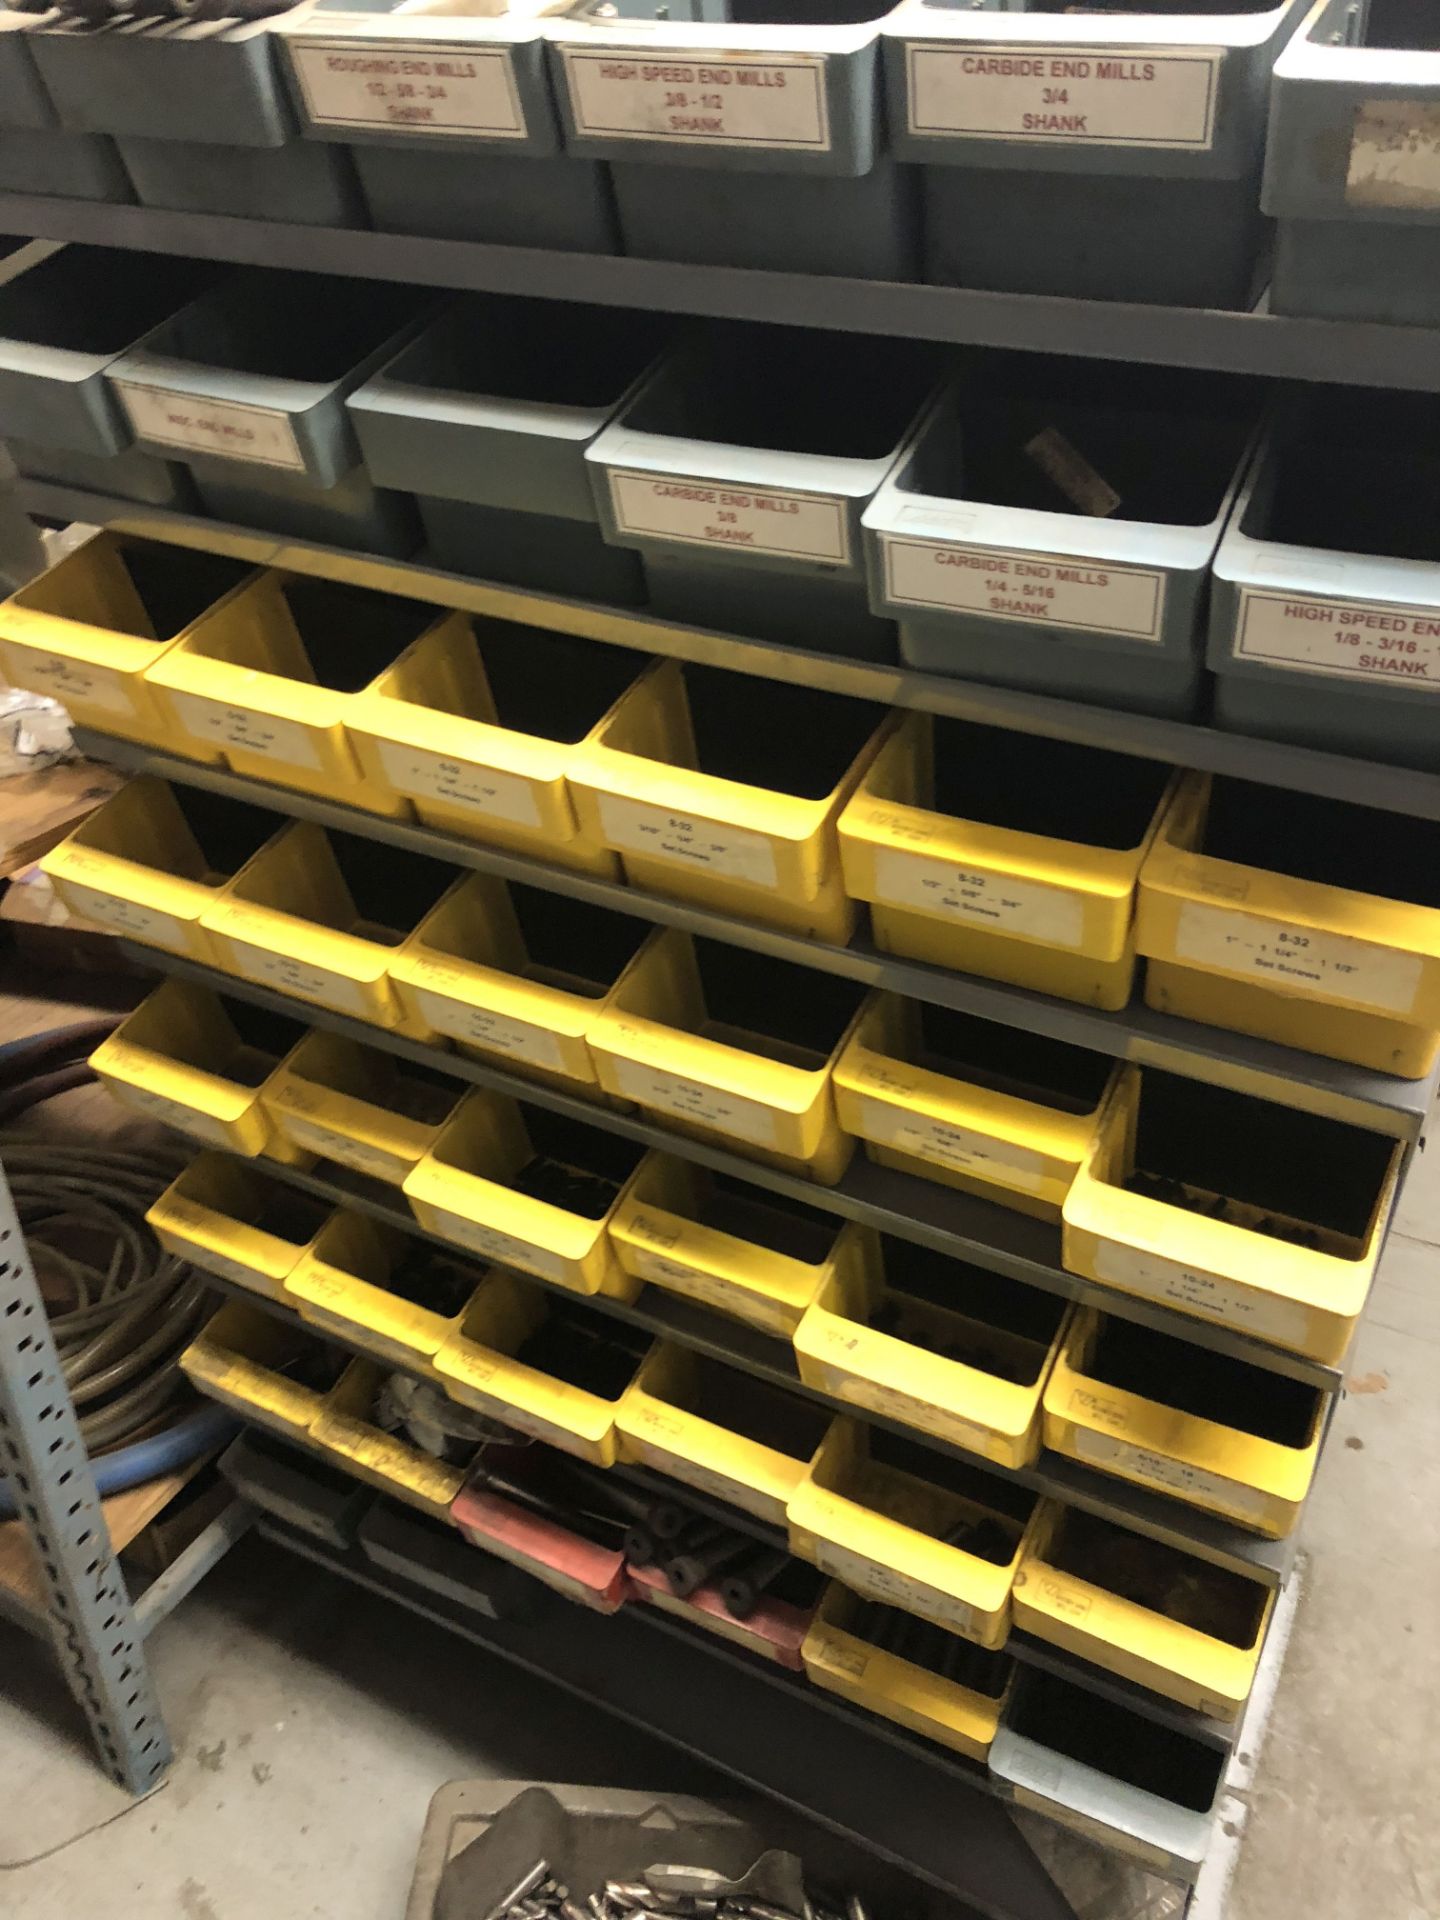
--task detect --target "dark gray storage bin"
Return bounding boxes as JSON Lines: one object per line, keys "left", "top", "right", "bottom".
{"left": 1265, "top": 0, "right": 1440, "bottom": 324}
{"left": 116, "top": 134, "right": 364, "bottom": 226}
{"left": 349, "top": 293, "right": 673, "bottom": 599}
{"left": 218, "top": 1430, "right": 372, "bottom": 1549}
{"left": 0, "top": 244, "right": 218, "bottom": 457}
{"left": 885, "top": 0, "right": 1307, "bottom": 308}
{"left": 0, "top": 13, "right": 58, "bottom": 132}
{"left": 550, "top": 1, "right": 914, "bottom": 278}
{"left": 108, "top": 268, "right": 428, "bottom": 554}
{"left": 864, "top": 354, "right": 1262, "bottom": 714}
{"left": 1211, "top": 389, "right": 1440, "bottom": 769}
{"left": 278, "top": 7, "right": 615, "bottom": 251}
{"left": 5, "top": 434, "right": 195, "bottom": 509}
{"left": 358, "top": 1498, "right": 536, "bottom": 1620}
{"left": 0, "top": 125, "right": 131, "bottom": 200}
{"left": 588, "top": 323, "right": 943, "bottom": 659}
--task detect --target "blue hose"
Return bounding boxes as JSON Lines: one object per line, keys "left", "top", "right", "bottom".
{"left": 0, "top": 1403, "right": 238, "bottom": 1522}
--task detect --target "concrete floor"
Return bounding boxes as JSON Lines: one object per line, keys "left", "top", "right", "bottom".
{"left": 1, "top": 1140, "right": 1436, "bottom": 1920}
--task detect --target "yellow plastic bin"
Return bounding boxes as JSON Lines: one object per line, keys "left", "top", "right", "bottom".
{"left": 149, "top": 1153, "right": 333, "bottom": 1301}
{"left": 261, "top": 1028, "right": 464, "bottom": 1185}
{"left": 1062, "top": 1066, "right": 1400, "bottom": 1367}
{"left": 833, "top": 992, "right": 1119, "bottom": 1222}
{"left": 570, "top": 659, "right": 888, "bottom": 940}
{"left": 838, "top": 714, "right": 1179, "bottom": 1009}
{"left": 390, "top": 872, "right": 656, "bottom": 1089}
{"left": 90, "top": 977, "right": 304, "bottom": 1157}
{"left": 286, "top": 1210, "right": 480, "bottom": 1373}
{"left": 403, "top": 1091, "right": 648, "bottom": 1299}
{"left": 801, "top": 1581, "right": 1014, "bottom": 1763}
{"left": 179, "top": 1298, "right": 346, "bottom": 1440}
{"left": 434, "top": 1270, "right": 652, "bottom": 1466}
{"left": 793, "top": 1237, "right": 1071, "bottom": 1470}
{"left": 1137, "top": 772, "right": 1440, "bottom": 1077}
{"left": 1014, "top": 1505, "right": 1275, "bottom": 1721}
{"left": 40, "top": 778, "right": 282, "bottom": 963}
{"left": 346, "top": 616, "right": 648, "bottom": 875}
{"left": 786, "top": 1420, "right": 1040, "bottom": 1649}
{"left": 1043, "top": 1311, "right": 1325, "bottom": 1540}
{"left": 615, "top": 1344, "right": 834, "bottom": 1525}
{"left": 201, "top": 821, "right": 457, "bottom": 1028}
{"left": 145, "top": 573, "right": 451, "bottom": 815}
{"left": 0, "top": 531, "right": 254, "bottom": 750}
{"left": 309, "top": 1359, "right": 469, "bottom": 1520}
{"left": 587, "top": 930, "right": 868, "bottom": 1184}
{"left": 608, "top": 1155, "right": 864, "bottom": 1338}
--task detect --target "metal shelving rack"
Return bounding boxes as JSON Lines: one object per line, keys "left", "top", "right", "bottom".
{"left": 5, "top": 195, "right": 1434, "bottom": 1913}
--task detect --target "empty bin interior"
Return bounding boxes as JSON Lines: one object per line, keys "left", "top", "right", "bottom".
{"left": 692, "top": 1173, "right": 839, "bottom": 1264}
{"left": 470, "top": 625, "right": 646, "bottom": 744}
{"left": 923, "top": 717, "right": 1172, "bottom": 851}
{"left": 624, "top": 324, "right": 942, "bottom": 461}
{"left": 1252, "top": 392, "right": 1440, "bottom": 566}
{"left": 504, "top": 886, "right": 651, "bottom": 997}
{"left": 637, "top": 665, "right": 883, "bottom": 801}
{"left": 1359, "top": 0, "right": 1439, "bottom": 48}
{"left": 133, "top": 789, "right": 280, "bottom": 882}
{"left": 159, "top": 997, "right": 304, "bottom": 1081}
{"left": 692, "top": 938, "right": 868, "bottom": 1066}
{"left": 482, "top": 1107, "right": 646, "bottom": 1217}
{"left": 394, "top": 295, "right": 672, "bottom": 410}
{"left": 277, "top": 834, "right": 455, "bottom": 942}
{"left": 1196, "top": 777, "right": 1440, "bottom": 910}
{"left": 904, "top": 1003, "right": 1115, "bottom": 1115}
{"left": 297, "top": 1049, "right": 460, "bottom": 1127}
{"left": 869, "top": 1240, "right": 1067, "bottom": 1383}
{"left": 1006, "top": 1671, "right": 1225, "bottom": 1811}
{"left": 512, "top": 1306, "right": 648, "bottom": 1399}
{"left": 1083, "top": 1316, "right": 1319, "bottom": 1447}
{"left": 365, "top": 1245, "right": 477, "bottom": 1319}
{"left": 846, "top": 1598, "right": 1013, "bottom": 1692}
{"left": 1125, "top": 1068, "right": 1394, "bottom": 1251}
{"left": 911, "top": 359, "right": 1259, "bottom": 528}
{"left": 663, "top": 1352, "right": 832, "bottom": 1460}
{"left": 0, "top": 248, "right": 215, "bottom": 354}
{"left": 192, "top": 579, "right": 437, "bottom": 689}
{"left": 154, "top": 271, "right": 423, "bottom": 383}
{"left": 207, "top": 1176, "right": 333, "bottom": 1255}
{"left": 54, "top": 541, "right": 252, "bottom": 642}
{"left": 861, "top": 1427, "right": 1035, "bottom": 1556}
{"left": 1041, "top": 1507, "right": 1269, "bottom": 1649}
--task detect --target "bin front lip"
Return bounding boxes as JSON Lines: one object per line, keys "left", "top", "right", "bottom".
{"left": 150, "top": 1195, "right": 308, "bottom": 1280}
{"left": 108, "top": 349, "right": 341, "bottom": 422}
{"left": 403, "top": 1160, "right": 613, "bottom": 1262}
{"left": 350, "top": 375, "right": 621, "bottom": 449}
{"left": 609, "top": 1193, "right": 838, "bottom": 1306}
{"left": 92, "top": 1037, "right": 264, "bottom": 1127}
{"left": 788, "top": 1475, "right": 1018, "bottom": 1615}
{"left": 1044, "top": 1342, "right": 1320, "bottom": 1501}
{"left": 202, "top": 898, "right": 398, "bottom": 989}
{"left": 262, "top": 1068, "right": 442, "bottom": 1163}
{"left": 1273, "top": 1, "right": 1440, "bottom": 81}
{"left": 575, "top": 742, "right": 846, "bottom": 846}
{"left": 589, "top": 1008, "right": 836, "bottom": 1122}
{"left": 146, "top": 646, "right": 352, "bottom": 734}
{"left": 41, "top": 842, "right": 216, "bottom": 919}
{"left": 0, "top": 606, "right": 171, "bottom": 676}
{"left": 279, "top": 9, "right": 550, "bottom": 53}
{"left": 286, "top": 1259, "right": 456, "bottom": 1358}
{"left": 388, "top": 948, "right": 604, "bottom": 1044}
{"left": 432, "top": 1337, "right": 622, "bottom": 1444}
{"left": 546, "top": 15, "right": 887, "bottom": 59}
{"left": 588, "top": 423, "right": 900, "bottom": 507}
{"left": 616, "top": 1386, "right": 812, "bottom": 1500}
{"left": 347, "top": 689, "right": 575, "bottom": 788}
{"left": 883, "top": 0, "right": 1290, "bottom": 56}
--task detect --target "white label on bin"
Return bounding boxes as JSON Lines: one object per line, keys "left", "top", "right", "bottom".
{"left": 273, "top": 1113, "right": 403, "bottom": 1184}
{"left": 374, "top": 738, "right": 544, "bottom": 828}
{"left": 561, "top": 47, "right": 829, "bottom": 152}
{"left": 882, "top": 535, "right": 1165, "bottom": 642}
{"left": 423, "top": 1207, "right": 569, "bottom": 1285}
{"left": 1233, "top": 585, "right": 1440, "bottom": 694}
{"left": 1348, "top": 98, "right": 1440, "bottom": 210}
{"left": 872, "top": 847, "right": 1086, "bottom": 950}
{"left": 288, "top": 38, "right": 527, "bottom": 140}
{"left": 1006, "top": 1788, "right": 1174, "bottom": 1873}
{"left": 1090, "top": 1234, "right": 1311, "bottom": 1351}
{"left": 1072, "top": 1425, "right": 1272, "bottom": 1526}
{"left": 54, "top": 880, "right": 188, "bottom": 954}
{"left": 1173, "top": 899, "right": 1422, "bottom": 1017}
{"left": 857, "top": 1097, "right": 1047, "bottom": 1193}
{"left": 811, "top": 1541, "right": 978, "bottom": 1637}
{"left": 607, "top": 1057, "right": 779, "bottom": 1150}
{"left": 411, "top": 986, "right": 569, "bottom": 1074}
{"left": 904, "top": 41, "right": 1220, "bottom": 151}
{"left": 114, "top": 381, "right": 307, "bottom": 473}
{"left": 7, "top": 651, "right": 137, "bottom": 716}
{"left": 166, "top": 691, "right": 325, "bottom": 772}
{"left": 596, "top": 792, "right": 779, "bottom": 888}
{"left": 608, "top": 469, "right": 850, "bottom": 566}
{"left": 219, "top": 937, "right": 374, "bottom": 1020}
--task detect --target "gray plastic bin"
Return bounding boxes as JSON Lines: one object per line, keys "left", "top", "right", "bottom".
{"left": 1265, "top": 0, "right": 1440, "bottom": 324}
{"left": 278, "top": 5, "right": 615, "bottom": 251}
{"left": 5, "top": 435, "right": 195, "bottom": 509}
{"left": 885, "top": 0, "right": 1307, "bottom": 308}
{"left": 30, "top": 9, "right": 362, "bottom": 225}
{"left": 990, "top": 1669, "right": 1224, "bottom": 1881}
{"left": 219, "top": 1431, "right": 373, "bottom": 1549}
{"left": 107, "top": 269, "right": 428, "bottom": 554}
{"left": 549, "top": 1, "right": 915, "bottom": 278}
{"left": 359, "top": 1499, "right": 536, "bottom": 1619}
{"left": 0, "top": 244, "right": 218, "bottom": 458}
{"left": 349, "top": 293, "right": 673, "bottom": 599}
{"left": 863, "top": 355, "right": 1262, "bottom": 715}
{"left": 0, "top": 125, "right": 131, "bottom": 200}
{"left": 1211, "top": 389, "right": 1440, "bottom": 770}
{"left": 0, "top": 13, "right": 58, "bottom": 132}
{"left": 587, "top": 323, "right": 943, "bottom": 659}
